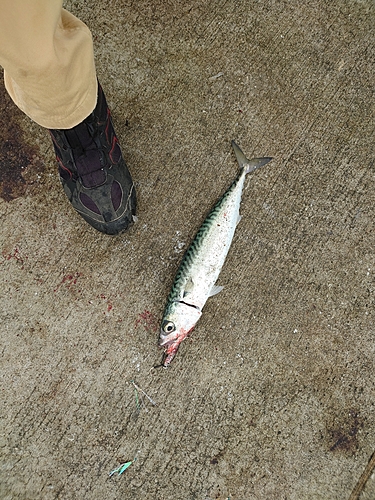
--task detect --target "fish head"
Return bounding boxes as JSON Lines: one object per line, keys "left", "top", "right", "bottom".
{"left": 159, "top": 300, "right": 202, "bottom": 366}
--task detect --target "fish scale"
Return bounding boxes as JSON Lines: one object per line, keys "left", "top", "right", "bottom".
{"left": 159, "top": 141, "right": 272, "bottom": 367}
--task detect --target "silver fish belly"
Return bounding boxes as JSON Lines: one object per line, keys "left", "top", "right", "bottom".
{"left": 159, "top": 141, "right": 272, "bottom": 366}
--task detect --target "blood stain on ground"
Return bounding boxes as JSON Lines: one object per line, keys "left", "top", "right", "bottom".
{"left": 1, "top": 247, "right": 28, "bottom": 269}
{"left": 54, "top": 272, "right": 83, "bottom": 293}
{"left": 327, "top": 408, "right": 364, "bottom": 456}
{"left": 135, "top": 310, "right": 159, "bottom": 333}
{"left": 0, "top": 82, "right": 44, "bottom": 201}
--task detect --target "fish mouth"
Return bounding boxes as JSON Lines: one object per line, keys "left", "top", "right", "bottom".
{"left": 159, "top": 331, "right": 178, "bottom": 347}
{"left": 162, "top": 341, "right": 180, "bottom": 367}
{"left": 159, "top": 326, "right": 196, "bottom": 366}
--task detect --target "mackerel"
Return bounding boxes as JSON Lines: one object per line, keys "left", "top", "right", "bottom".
{"left": 159, "top": 141, "right": 272, "bottom": 366}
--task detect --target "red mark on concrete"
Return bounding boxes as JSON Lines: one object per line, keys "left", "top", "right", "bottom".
{"left": 54, "top": 272, "right": 83, "bottom": 292}
{"left": 95, "top": 294, "right": 114, "bottom": 314}
{"left": 2, "top": 247, "right": 27, "bottom": 269}
{"left": 135, "top": 310, "right": 159, "bottom": 333}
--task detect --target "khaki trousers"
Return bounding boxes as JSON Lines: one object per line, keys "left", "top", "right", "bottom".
{"left": 0, "top": 0, "right": 97, "bottom": 129}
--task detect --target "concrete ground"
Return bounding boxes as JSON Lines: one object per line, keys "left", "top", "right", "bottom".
{"left": 1, "top": 1, "right": 374, "bottom": 499}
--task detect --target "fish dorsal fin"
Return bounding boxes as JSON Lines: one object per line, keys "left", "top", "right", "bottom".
{"left": 209, "top": 285, "right": 224, "bottom": 297}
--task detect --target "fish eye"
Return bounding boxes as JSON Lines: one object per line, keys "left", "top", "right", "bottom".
{"left": 162, "top": 321, "right": 176, "bottom": 334}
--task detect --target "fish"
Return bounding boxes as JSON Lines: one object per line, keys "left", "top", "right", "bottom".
{"left": 158, "top": 141, "right": 272, "bottom": 367}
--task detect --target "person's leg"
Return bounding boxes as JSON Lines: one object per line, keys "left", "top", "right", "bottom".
{"left": 0, "top": 0, "right": 97, "bottom": 129}
{"left": 0, "top": 0, "right": 136, "bottom": 233}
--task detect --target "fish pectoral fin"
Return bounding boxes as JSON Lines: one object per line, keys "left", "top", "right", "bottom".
{"left": 237, "top": 214, "right": 242, "bottom": 226}
{"left": 209, "top": 285, "right": 224, "bottom": 297}
{"left": 183, "top": 277, "right": 195, "bottom": 297}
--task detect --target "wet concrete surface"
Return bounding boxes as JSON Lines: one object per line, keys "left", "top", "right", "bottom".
{"left": 1, "top": 1, "right": 374, "bottom": 499}
{"left": 0, "top": 91, "right": 44, "bottom": 202}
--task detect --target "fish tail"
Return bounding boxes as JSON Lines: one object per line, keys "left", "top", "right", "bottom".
{"left": 231, "top": 140, "right": 272, "bottom": 175}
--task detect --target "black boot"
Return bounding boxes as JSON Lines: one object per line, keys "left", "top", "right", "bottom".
{"left": 49, "top": 82, "right": 136, "bottom": 234}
